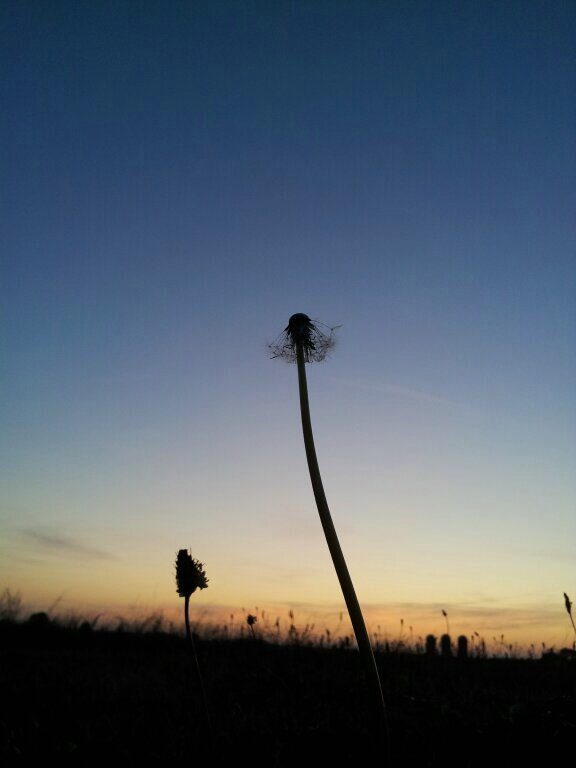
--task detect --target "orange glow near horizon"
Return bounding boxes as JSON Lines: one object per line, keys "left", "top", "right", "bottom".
{"left": 7, "top": 583, "right": 573, "bottom": 657}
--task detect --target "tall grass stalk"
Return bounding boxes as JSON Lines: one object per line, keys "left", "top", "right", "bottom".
{"left": 270, "top": 313, "right": 389, "bottom": 753}
{"left": 442, "top": 609, "right": 450, "bottom": 636}
{"left": 564, "top": 592, "right": 576, "bottom": 644}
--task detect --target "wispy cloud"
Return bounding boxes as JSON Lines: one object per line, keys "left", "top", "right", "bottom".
{"left": 19, "top": 529, "right": 116, "bottom": 561}
{"left": 332, "top": 377, "right": 479, "bottom": 414}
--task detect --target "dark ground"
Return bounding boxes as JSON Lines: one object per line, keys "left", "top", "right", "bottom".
{"left": 1, "top": 620, "right": 575, "bottom": 766}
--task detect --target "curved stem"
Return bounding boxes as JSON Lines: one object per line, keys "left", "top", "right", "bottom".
{"left": 296, "top": 343, "right": 389, "bottom": 748}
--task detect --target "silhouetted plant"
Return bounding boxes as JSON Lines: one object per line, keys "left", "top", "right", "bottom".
{"left": 175, "top": 549, "right": 210, "bottom": 730}
{"left": 270, "top": 313, "right": 389, "bottom": 751}
{"left": 442, "top": 609, "right": 450, "bottom": 636}
{"left": 564, "top": 592, "right": 576, "bottom": 644}
{"left": 0, "top": 588, "right": 23, "bottom": 622}
{"left": 246, "top": 613, "right": 257, "bottom": 639}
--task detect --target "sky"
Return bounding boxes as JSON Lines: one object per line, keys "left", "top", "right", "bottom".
{"left": 1, "top": 0, "right": 575, "bottom": 653}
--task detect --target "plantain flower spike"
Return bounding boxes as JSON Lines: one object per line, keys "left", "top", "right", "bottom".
{"left": 175, "top": 549, "right": 209, "bottom": 598}
{"left": 269, "top": 313, "right": 337, "bottom": 363}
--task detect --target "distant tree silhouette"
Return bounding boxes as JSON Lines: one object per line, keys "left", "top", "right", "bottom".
{"left": 28, "top": 611, "right": 51, "bottom": 627}
{"left": 457, "top": 635, "right": 468, "bottom": 659}
{"left": 425, "top": 634, "right": 437, "bottom": 656}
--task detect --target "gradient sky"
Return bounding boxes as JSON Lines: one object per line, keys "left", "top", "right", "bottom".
{"left": 1, "top": 0, "right": 575, "bottom": 652}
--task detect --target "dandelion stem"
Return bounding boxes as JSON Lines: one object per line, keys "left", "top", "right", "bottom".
{"left": 295, "top": 341, "right": 389, "bottom": 751}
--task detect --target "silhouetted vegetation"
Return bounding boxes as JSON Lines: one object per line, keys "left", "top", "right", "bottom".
{"left": 1, "top": 610, "right": 574, "bottom": 766}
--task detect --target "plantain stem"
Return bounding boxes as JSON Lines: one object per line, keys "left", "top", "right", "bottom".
{"left": 184, "top": 594, "right": 212, "bottom": 733}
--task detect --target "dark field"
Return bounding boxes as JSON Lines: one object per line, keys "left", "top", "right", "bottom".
{"left": 1, "top": 619, "right": 575, "bottom": 766}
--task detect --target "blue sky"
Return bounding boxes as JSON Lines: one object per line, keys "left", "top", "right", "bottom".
{"left": 1, "top": 0, "right": 575, "bottom": 650}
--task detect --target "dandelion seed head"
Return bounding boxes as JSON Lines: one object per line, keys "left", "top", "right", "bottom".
{"left": 268, "top": 313, "right": 338, "bottom": 363}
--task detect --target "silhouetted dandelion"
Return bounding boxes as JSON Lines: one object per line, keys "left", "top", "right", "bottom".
{"left": 268, "top": 312, "right": 337, "bottom": 363}
{"left": 175, "top": 549, "right": 210, "bottom": 731}
{"left": 269, "top": 313, "right": 389, "bottom": 753}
